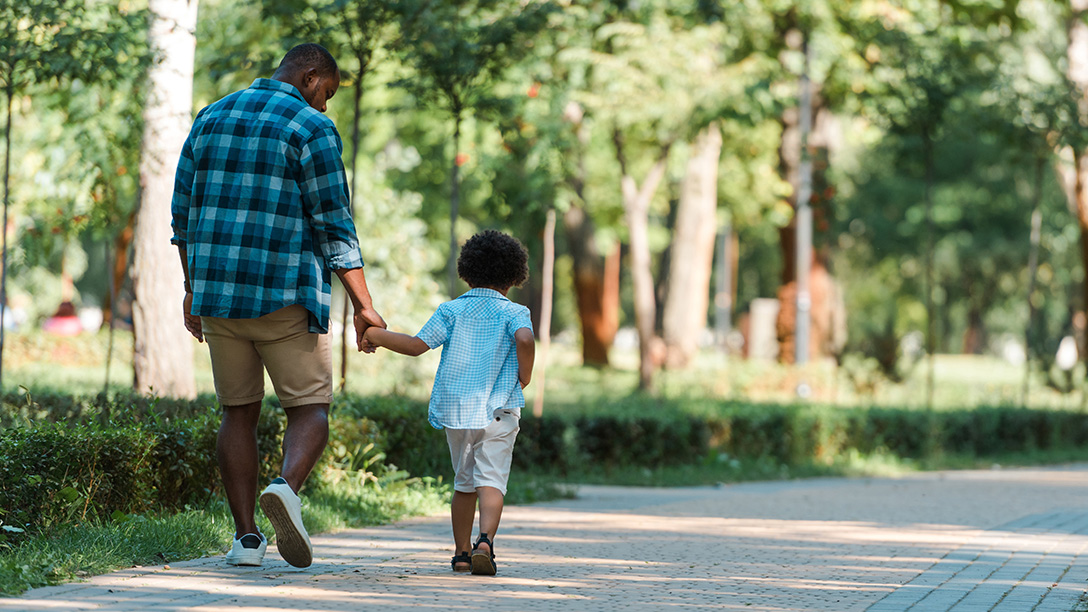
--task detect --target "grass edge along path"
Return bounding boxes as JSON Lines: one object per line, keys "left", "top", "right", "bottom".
{"left": 0, "top": 475, "right": 450, "bottom": 597}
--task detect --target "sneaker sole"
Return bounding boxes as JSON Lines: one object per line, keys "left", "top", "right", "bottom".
{"left": 260, "top": 491, "right": 313, "bottom": 568}
{"left": 225, "top": 551, "right": 264, "bottom": 566}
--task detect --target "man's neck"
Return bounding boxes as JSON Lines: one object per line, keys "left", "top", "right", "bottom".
{"left": 271, "top": 71, "right": 300, "bottom": 90}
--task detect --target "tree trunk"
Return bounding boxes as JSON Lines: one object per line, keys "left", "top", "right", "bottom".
{"left": 533, "top": 208, "right": 556, "bottom": 417}
{"left": 1023, "top": 156, "right": 1044, "bottom": 405}
{"left": 962, "top": 303, "right": 984, "bottom": 355}
{"left": 447, "top": 111, "right": 462, "bottom": 298}
{"left": 563, "top": 206, "right": 619, "bottom": 366}
{"left": 561, "top": 101, "right": 618, "bottom": 366}
{"left": 102, "top": 212, "right": 135, "bottom": 325}
{"left": 1069, "top": 0, "right": 1088, "bottom": 366}
{"left": 922, "top": 127, "right": 936, "bottom": 410}
{"left": 775, "top": 95, "right": 802, "bottom": 363}
{"left": 340, "top": 66, "right": 365, "bottom": 391}
{"left": 132, "top": 0, "right": 198, "bottom": 398}
{"left": 713, "top": 226, "right": 738, "bottom": 348}
{"left": 662, "top": 124, "right": 722, "bottom": 368}
{"left": 0, "top": 79, "right": 12, "bottom": 390}
{"left": 614, "top": 129, "right": 669, "bottom": 391}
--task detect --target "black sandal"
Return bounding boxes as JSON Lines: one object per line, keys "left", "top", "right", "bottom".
{"left": 471, "top": 533, "right": 497, "bottom": 576}
{"left": 451, "top": 551, "right": 471, "bottom": 572}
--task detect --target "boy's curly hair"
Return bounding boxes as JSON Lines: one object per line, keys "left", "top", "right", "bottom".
{"left": 457, "top": 230, "right": 529, "bottom": 290}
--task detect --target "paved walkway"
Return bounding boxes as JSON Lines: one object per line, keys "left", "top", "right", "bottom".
{"left": 7, "top": 465, "right": 1088, "bottom": 611}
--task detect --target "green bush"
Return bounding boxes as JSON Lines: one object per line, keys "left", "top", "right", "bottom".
{"left": 342, "top": 395, "right": 1088, "bottom": 479}
{"left": 0, "top": 388, "right": 220, "bottom": 427}
{"left": 0, "top": 422, "right": 157, "bottom": 534}
{"left": 6, "top": 389, "right": 1088, "bottom": 543}
{"left": 0, "top": 396, "right": 286, "bottom": 535}
{"left": 331, "top": 395, "right": 449, "bottom": 477}
{"left": 146, "top": 408, "right": 285, "bottom": 508}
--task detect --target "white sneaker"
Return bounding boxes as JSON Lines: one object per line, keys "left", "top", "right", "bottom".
{"left": 224, "top": 532, "right": 266, "bottom": 566}
{"left": 259, "top": 478, "right": 313, "bottom": 568}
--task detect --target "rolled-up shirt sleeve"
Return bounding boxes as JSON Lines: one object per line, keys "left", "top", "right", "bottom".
{"left": 170, "top": 135, "right": 196, "bottom": 248}
{"left": 298, "top": 124, "right": 365, "bottom": 270}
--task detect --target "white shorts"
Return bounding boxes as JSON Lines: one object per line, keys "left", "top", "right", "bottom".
{"left": 445, "top": 409, "right": 520, "bottom": 495}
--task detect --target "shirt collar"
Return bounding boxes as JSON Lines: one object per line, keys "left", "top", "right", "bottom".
{"left": 459, "top": 287, "right": 509, "bottom": 301}
{"left": 250, "top": 78, "right": 306, "bottom": 103}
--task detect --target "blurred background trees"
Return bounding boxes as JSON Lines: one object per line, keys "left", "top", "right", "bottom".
{"left": 4, "top": 0, "right": 1088, "bottom": 400}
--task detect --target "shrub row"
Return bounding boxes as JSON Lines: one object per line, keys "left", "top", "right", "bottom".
{"left": 0, "top": 409, "right": 286, "bottom": 536}
{"left": 339, "top": 396, "right": 1088, "bottom": 476}
{"left": 6, "top": 391, "right": 1088, "bottom": 536}
{"left": 0, "top": 389, "right": 222, "bottom": 427}
{"left": 0, "top": 390, "right": 393, "bottom": 536}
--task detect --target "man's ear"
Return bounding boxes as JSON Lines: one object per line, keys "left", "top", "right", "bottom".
{"left": 301, "top": 67, "right": 319, "bottom": 89}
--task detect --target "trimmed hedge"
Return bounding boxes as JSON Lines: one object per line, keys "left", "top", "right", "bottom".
{"left": 0, "top": 410, "right": 287, "bottom": 535}
{"left": 0, "top": 423, "right": 157, "bottom": 532}
{"left": 339, "top": 396, "right": 1088, "bottom": 477}
{"left": 0, "top": 389, "right": 221, "bottom": 427}
{"left": 0, "top": 392, "right": 388, "bottom": 536}
{"left": 6, "top": 390, "right": 1088, "bottom": 537}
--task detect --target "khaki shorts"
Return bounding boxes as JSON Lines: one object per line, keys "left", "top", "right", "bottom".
{"left": 445, "top": 409, "right": 520, "bottom": 495}
{"left": 201, "top": 305, "right": 332, "bottom": 408}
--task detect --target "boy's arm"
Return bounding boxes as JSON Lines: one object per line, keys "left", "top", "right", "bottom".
{"left": 364, "top": 327, "right": 430, "bottom": 357}
{"left": 514, "top": 327, "right": 535, "bottom": 388}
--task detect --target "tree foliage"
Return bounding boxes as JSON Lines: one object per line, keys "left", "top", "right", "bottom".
{"left": 9, "top": 0, "right": 1088, "bottom": 396}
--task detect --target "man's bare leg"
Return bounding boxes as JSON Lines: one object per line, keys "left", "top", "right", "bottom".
{"left": 217, "top": 401, "right": 262, "bottom": 536}
{"left": 280, "top": 403, "right": 329, "bottom": 491}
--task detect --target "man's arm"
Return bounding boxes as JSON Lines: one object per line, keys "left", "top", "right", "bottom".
{"left": 335, "top": 268, "right": 386, "bottom": 351}
{"left": 298, "top": 128, "right": 386, "bottom": 350}
{"left": 363, "top": 327, "right": 430, "bottom": 356}
{"left": 172, "top": 131, "right": 200, "bottom": 342}
{"left": 515, "top": 327, "right": 535, "bottom": 388}
{"left": 176, "top": 246, "right": 203, "bottom": 343}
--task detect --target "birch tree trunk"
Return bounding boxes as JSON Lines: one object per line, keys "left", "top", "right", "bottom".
{"left": 532, "top": 208, "right": 556, "bottom": 417}
{"left": 614, "top": 129, "right": 669, "bottom": 391}
{"left": 662, "top": 124, "right": 722, "bottom": 368}
{"left": 132, "top": 0, "right": 198, "bottom": 398}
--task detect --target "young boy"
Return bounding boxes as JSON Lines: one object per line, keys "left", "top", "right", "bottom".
{"left": 363, "top": 230, "right": 535, "bottom": 576}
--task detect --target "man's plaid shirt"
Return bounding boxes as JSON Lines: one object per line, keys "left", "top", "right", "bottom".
{"left": 171, "top": 78, "right": 363, "bottom": 333}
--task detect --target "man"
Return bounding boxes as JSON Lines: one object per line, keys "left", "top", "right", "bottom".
{"left": 171, "top": 43, "right": 384, "bottom": 569}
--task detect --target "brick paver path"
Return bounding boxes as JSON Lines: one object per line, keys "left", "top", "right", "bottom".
{"left": 7, "top": 465, "right": 1088, "bottom": 611}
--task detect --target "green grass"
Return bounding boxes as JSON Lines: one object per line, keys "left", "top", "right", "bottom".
{"left": 0, "top": 508, "right": 231, "bottom": 595}
{"left": 5, "top": 329, "right": 1082, "bottom": 411}
{"left": 0, "top": 453, "right": 570, "bottom": 596}
{"left": 0, "top": 471, "right": 452, "bottom": 597}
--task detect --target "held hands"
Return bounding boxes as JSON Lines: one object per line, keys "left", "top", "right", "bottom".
{"left": 353, "top": 306, "right": 386, "bottom": 353}
{"left": 183, "top": 291, "right": 203, "bottom": 342}
{"left": 361, "top": 327, "right": 381, "bottom": 353}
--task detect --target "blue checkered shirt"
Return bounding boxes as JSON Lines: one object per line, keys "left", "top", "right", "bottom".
{"left": 416, "top": 288, "right": 534, "bottom": 430}
{"left": 171, "top": 78, "right": 364, "bottom": 333}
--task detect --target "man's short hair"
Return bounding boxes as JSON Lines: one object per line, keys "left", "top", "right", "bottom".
{"left": 278, "top": 43, "right": 338, "bottom": 78}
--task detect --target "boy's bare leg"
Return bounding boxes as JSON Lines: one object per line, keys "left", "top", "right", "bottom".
{"left": 451, "top": 491, "right": 477, "bottom": 564}
{"left": 217, "top": 401, "right": 262, "bottom": 536}
{"left": 475, "top": 486, "right": 505, "bottom": 555}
